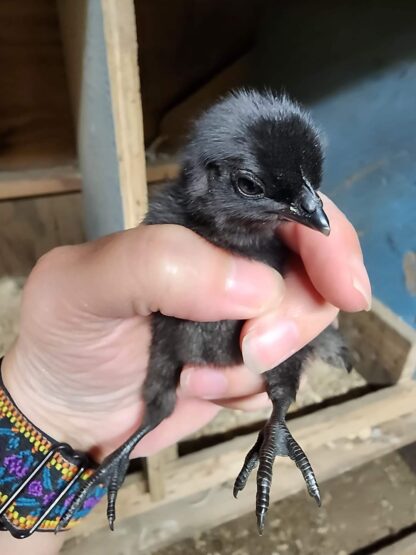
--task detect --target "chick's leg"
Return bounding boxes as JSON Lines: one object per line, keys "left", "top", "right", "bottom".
{"left": 57, "top": 351, "right": 181, "bottom": 532}
{"left": 234, "top": 348, "right": 320, "bottom": 534}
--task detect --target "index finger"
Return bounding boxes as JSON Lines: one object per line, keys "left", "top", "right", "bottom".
{"left": 278, "top": 194, "right": 371, "bottom": 312}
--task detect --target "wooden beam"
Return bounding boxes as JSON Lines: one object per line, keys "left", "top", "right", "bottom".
{"left": 0, "top": 167, "right": 81, "bottom": 201}
{"left": 373, "top": 532, "right": 416, "bottom": 555}
{"left": 340, "top": 298, "right": 416, "bottom": 384}
{"left": 0, "top": 159, "right": 180, "bottom": 200}
{"left": 101, "top": 0, "right": 148, "bottom": 227}
{"left": 0, "top": 193, "right": 84, "bottom": 276}
{"left": 145, "top": 446, "right": 178, "bottom": 502}
{"left": 64, "top": 411, "right": 416, "bottom": 554}
{"left": 68, "top": 383, "right": 416, "bottom": 540}
{"left": 58, "top": 0, "right": 147, "bottom": 239}
{"left": 159, "top": 54, "right": 250, "bottom": 149}
{"left": 146, "top": 161, "right": 180, "bottom": 184}
{"left": 144, "top": 54, "right": 250, "bottom": 184}
{"left": 0, "top": 1, "right": 76, "bottom": 173}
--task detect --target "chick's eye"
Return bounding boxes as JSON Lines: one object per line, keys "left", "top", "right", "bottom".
{"left": 234, "top": 174, "right": 265, "bottom": 199}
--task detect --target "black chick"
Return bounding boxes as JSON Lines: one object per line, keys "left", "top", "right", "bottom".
{"left": 58, "top": 90, "right": 350, "bottom": 534}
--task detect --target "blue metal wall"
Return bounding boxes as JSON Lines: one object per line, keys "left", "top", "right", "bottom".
{"left": 313, "top": 60, "right": 416, "bottom": 327}
{"left": 255, "top": 1, "right": 416, "bottom": 326}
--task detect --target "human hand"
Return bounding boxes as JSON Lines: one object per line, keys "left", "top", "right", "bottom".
{"left": 2, "top": 194, "right": 370, "bottom": 459}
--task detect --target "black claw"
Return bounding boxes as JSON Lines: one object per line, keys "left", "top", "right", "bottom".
{"left": 312, "top": 489, "right": 321, "bottom": 507}
{"left": 257, "top": 512, "right": 265, "bottom": 535}
{"left": 233, "top": 432, "right": 263, "bottom": 499}
{"left": 235, "top": 414, "right": 320, "bottom": 534}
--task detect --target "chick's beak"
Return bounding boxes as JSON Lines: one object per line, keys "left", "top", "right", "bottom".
{"left": 281, "top": 184, "right": 330, "bottom": 236}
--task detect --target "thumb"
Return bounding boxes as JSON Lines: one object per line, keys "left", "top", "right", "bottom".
{"left": 28, "top": 224, "right": 285, "bottom": 322}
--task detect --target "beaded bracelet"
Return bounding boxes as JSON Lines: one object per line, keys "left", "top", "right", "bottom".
{"left": 0, "top": 358, "right": 106, "bottom": 538}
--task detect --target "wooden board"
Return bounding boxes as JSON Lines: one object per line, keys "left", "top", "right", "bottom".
{"left": 0, "top": 0, "right": 75, "bottom": 172}
{"left": 144, "top": 54, "right": 250, "bottom": 183}
{"left": 62, "top": 410, "right": 416, "bottom": 554}
{"left": 66, "top": 383, "right": 416, "bottom": 543}
{"left": 340, "top": 298, "right": 416, "bottom": 385}
{"left": 59, "top": 0, "right": 147, "bottom": 239}
{"left": 0, "top": 166, "right": 81, "bottom": 201}
{"left": 101, "top": 0, "right": 148, "bottom": 228}
{"left": 0, "top": 192, "right": 84, "bottom": 277}
{"left": 134, "top": 0, "right": 258, "bottom": 144}
{"left": 374, "top": 533, "right": 416, "bottom": 555}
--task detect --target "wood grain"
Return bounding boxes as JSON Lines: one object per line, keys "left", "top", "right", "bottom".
{"left": 0, "top": 193, "right": 84, "bottom": 277}
{"left": 0, "top": 0, "right": 75, "bottom": 171}
{"left": 134, "top": 0, "right": 258, "bottom": 144}
{"left": 340, "top": 298, "right": 416, "bottom": 384}
{"left": 0, "top": 166, "right": 81, "bottom": 200}
{"left": 374, "top": 533, "right": 416, "bottom": 555}
{"left": 68, "top": 383, "right": 416, "bottom": 540}
{"left": 101, "top": 0, "right": 148, "bottom": 227}
{"left": 63, "top": 409, "right": 416, "bottom": 554}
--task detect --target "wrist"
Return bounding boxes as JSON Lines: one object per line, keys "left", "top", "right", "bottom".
{"left": 1, "top": 350, "right": 88, "bottom": 452}
{"left": 0, "top": 354, "right": 107, "bottom": 536}
{"left": 0, "top": 529, "right": 64, "bottom": 555}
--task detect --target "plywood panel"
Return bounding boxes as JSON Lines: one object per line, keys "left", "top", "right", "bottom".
{"left": 0, "top": 193, "right": 84, "bottom": 277}
{"left": 0, "top": 0, "right": 75, "bottom": 171}
{"left": 135, "top": 0, "right": 259, "bottom": 144}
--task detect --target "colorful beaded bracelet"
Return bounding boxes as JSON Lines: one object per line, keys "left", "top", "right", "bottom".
{"left": 0, "top": 357, "right": 106, "bottom": 538}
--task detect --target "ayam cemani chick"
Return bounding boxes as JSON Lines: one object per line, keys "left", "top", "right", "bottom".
{"left": 58, "top": 90, "right": 351, "bottom": 534}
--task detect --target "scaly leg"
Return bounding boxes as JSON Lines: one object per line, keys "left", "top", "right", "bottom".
{"left": 57, "top": 344, "right": 181, "bottom": 532}
{"left": 234, "top": 349, "right": 320, "bottom": 534}
{"left": 56, "top": 420, "right": 159, "bottom": 532}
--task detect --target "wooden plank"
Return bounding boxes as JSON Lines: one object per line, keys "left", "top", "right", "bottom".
{"left": 68, "top": 383, "right": 416, "bottom": 540}
{"left": 0, "top": 160, "right": 178, "bottom": 198}
{"left": 340, "top": 299, "right": 416, "bottom": 384}
{"left": 63, "top": 410, "right": 416, "bottom": 554}
{"left": 146, "top": 161, "right": 180, "bottom": 184}
{"left": 101, "top": 0, "right": 148, "bottom": 227}
{"left": 134, "top": 0, "right": 258, "bottom": 144}
{"left": 0, "top": 0, "right": 75, "bottom": 172}
{"left": 0, "top": 193, "right": 84, "bottom": 277}
{"left": 144, "top": 54, "right": 250, "bottom": 183}
{"left": 0, "top": 166, "right": 81, "bottom": 200}
{"left": 145, "top": 446, "right": 178, "bottom": 502}
{"left": 59, "top": 0, "right": 147, "bottom": 238}
{"left": 158, "top": 54, "right": 250, "bottom": 152}
{"left": 374, "top": 532, "right": 416, "bottom": 555}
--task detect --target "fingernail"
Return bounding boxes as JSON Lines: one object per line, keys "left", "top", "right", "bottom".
{"left": 180, "top": 368, "right": 228, "bottom": 400}
{"left": 242, "top": 316, "right": 300, "bottom": 373}
{"left": 225, "top": 258, "right": 285, "bottom": 316}
{"left": 350, "top": 258, "right": 372, "bottom": 311}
